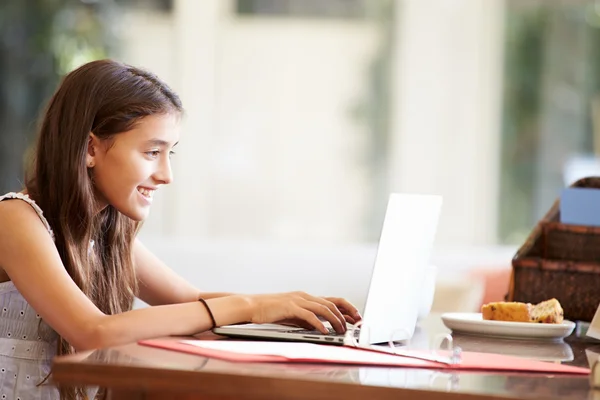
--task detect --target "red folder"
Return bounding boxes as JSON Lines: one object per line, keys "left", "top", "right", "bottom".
{"left": 139, "top": 339, "right": 590, "bottom": 375}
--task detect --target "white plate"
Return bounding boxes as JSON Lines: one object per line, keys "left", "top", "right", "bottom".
{"left": 441, "top": 312, "right": 576, "bottom": 341}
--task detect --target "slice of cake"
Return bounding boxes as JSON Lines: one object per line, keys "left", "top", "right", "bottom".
{"left": 530, "top": 298, "right": 564, "bottom": 323}
{"left": 481, "top": 298, "right": 564, "bottom": 324}
{"left": 481, "top": 301, "right": 533, "bottom": 322}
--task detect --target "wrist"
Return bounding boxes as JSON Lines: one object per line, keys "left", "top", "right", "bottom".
{"left": 235, "top": 294, "right": 255, "bottom": 324}
{"left": 207, "top": 294, "right": 255, "bottom": 326}
{"left": 198, "top": 298, "right": 217, "bottom": 329}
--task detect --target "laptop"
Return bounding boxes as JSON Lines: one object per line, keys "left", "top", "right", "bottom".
{"left": 212, "top": 193, "right": 442, "bottom": 346}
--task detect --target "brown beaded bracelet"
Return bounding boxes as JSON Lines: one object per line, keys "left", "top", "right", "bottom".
{"left": 198, "top": 298, "right": 217, "bottom": 329}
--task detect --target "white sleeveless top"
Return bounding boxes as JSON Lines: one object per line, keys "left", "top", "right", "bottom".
{"left": 0, "top": 192, "right": 97, "bottom": 399}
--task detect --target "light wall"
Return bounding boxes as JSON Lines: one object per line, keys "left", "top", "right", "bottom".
{"left": 202, "top": 14, "right": 379, "bottom": 242}
{"left": 389, "top": 0, "right": 506, "bottom": 246}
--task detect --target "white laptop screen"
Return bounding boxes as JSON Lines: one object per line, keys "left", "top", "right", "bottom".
{"left": 359, "top": 193, "right": 442, "bottom": 345}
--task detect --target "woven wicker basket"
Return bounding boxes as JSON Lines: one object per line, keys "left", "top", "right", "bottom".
{"left": 507, "top": 177, "right": 600, "bottom": 322}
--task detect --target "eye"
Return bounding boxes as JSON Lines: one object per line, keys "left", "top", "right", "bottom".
{"left": 145, "top": 150, "right": 161, "bottom": 158}
{"left": 169, "top": 150, "right": 176, "bottom": 158}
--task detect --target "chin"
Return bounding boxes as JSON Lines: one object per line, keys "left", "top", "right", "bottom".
{"left": 116, "top": 206, "right": 150, "bottom": 222}
{"left": 128, "top": 210, "right": 150, "bottom": 222}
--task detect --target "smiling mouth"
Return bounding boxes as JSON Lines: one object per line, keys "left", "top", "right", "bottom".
{"left": 137, "top": 187, "right": 155, "bottom": 200}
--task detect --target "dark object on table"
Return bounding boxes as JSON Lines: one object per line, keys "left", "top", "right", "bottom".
{"left": 508, "top": 177, "right": 600, "bottom": 322}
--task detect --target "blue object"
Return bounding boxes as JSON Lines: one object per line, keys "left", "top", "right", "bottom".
{"left": 560, "top": 188, "right": 600, "bottom": 227}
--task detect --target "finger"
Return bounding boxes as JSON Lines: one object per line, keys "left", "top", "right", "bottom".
{"left": 296, "top": 293, "right": 346, "bottom": 332}
{"left": 299, "top": 299, "right": 346, "bottom": 334}
{"left": 343, "top": 315, "right": 356, "bottom": 325}
{"left": 302, "top": 295, "right": 347, "bottom": 332}
{"left": 325, "top": 297, "right": 362, "bottom": 320}
{"left": 292, "top": 306, "right": 328, "bottom": 334}
{"left": 326, "top": 297, "right": 362, "bottom": 320}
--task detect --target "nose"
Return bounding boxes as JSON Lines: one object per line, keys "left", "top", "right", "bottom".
{"left": 154, "top": 156, "right": 173, "bottom": 185}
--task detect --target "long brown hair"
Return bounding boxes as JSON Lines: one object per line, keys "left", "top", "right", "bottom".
{"left": 25, "top": 59, "right": 182, "bottom": 399}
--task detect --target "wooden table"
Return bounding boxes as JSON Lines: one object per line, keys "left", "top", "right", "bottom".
{"left": 51, "top": 316, "right": 600, "bottom": 400}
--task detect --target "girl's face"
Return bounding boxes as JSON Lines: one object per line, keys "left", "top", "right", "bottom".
{"left": 87, "top": 113, "right": 180, "bottom": 221}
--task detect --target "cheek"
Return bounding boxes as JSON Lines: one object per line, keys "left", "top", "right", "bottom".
{"left": 98, "top": 156, "right": 149, "bottom": 192}
{"left": 128, "top": 159, "right": 154, "bottom": 182}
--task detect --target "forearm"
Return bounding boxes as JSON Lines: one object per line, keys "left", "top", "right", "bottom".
{"left": 86, "top": 295, "right": 252, "bottom": 351}
{"left": 137, "top": 289, "right": 236, "bottom": 306}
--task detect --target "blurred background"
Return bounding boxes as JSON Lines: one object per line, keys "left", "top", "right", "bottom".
{"left": 2, "top": 0, "right": 598, "bottom": 312}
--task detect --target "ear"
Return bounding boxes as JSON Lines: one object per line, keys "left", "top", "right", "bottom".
{"left": 86, "top": 133, "right": 99, "bottom": 168}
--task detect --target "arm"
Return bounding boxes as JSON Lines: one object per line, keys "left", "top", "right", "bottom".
{"left": 0, "top": 202, "right": 354, "bottom": 352}
{"left": 0, "top": 201, "right": 250, "bottom": 352}
{"left": 134, "top": 238, "right": 232, "bottom": 305}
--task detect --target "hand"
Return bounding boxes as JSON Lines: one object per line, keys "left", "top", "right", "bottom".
{"left": 246, "top": 292, "right": 361, "bottom": 335}
{"left": 322, "top": 297, "right": 362, "bottom": 325}
{"left": 277, "top": 296, "right": 363, "bottom": 332}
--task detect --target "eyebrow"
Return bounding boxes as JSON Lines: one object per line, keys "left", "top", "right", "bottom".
{"left": 145, "top": 139, "right": 179, "bottom": 148}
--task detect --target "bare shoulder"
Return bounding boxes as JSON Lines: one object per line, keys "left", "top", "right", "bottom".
{"left": 0, "top": 197, "right": 49, "bottom": 230}
{"left": 0, "top": 198, "right": 56, "bottom": 264}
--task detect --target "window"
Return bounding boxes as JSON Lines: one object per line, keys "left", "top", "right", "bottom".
{"left": 499, "top": 0, "right": 600, "bottom": 243}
